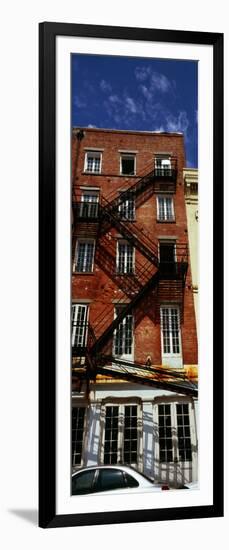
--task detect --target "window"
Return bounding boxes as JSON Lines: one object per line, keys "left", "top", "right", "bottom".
{"left": 116, "top": 241, "right": 134, "bottom": 274}
{"left": 160, "top": 306, "right": 182, "bottom": 367}
{"left": 97, "top": 469, "right": 126, "bottom": 492}
{"left": 159, "top": 241, "right": 176, "bottom": 264}
{"left": 176, "top": 403, "right": 192, "bottom": 461}
{"left": 118, "top": 193, "right": 135, "bottom": 220}
{"left": 72, "top": 470, "right": 95, "bottom": 495}
{"left": 74, "top": 240, "right": 95, "bottom": 272}
{"left": 159, "top": 241, "right": 177, "bottom": 277}
{"left": 71, "top": 304, "right": 88, "bottom": 347}
{"left": 158, "top": 403, "right": 192, "bottom": 463}
{"left": 103, "top": 404, "right": 140, "bottom": 466}
{"left": 72, "top": 407, "right": 86, "bottom": 467}
{"left": 125, "top": 472, "right": 139, "bottom": 488}
{"left": 158, "top": 404, "right": 173, "bottom": 462}
{"left": 103, "top": 405, "right": 119, "bottom": 464}
{"left": 113, "top": 307, "right": 133, "bottom": 358}
{"left": 157, "top": 196, "right": 174, "bottom": 221}
{"left": 80, "top": 191, "right": 99, "bottom": 218}
{"left": 120, "top": 154, "right": 136, "bottom": 175}
{"left": 160, "top": 306, "right": 181, "bottom": 355}
{"left": 84, "top": 151, "right": 101, "bottom": 173}
{"left": 155, "top": 156, "right": 172, "bottom": 176}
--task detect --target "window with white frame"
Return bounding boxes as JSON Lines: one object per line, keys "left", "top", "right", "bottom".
{"left": 157, "top": 196, "right": 174, "bottom": 221}
{"left": 158, "top": 402, "right": 192, "bottom": 463}
{"left": 84, "top": 151, "right": 101, "bottom": 173}
{"left": 72, "top": 407, "right": 86, "bottom": 467}
{"left": 120, "top": 154, "right": 136, "bottom": 175}
{"left": 103, "top": 404, "right": 140, "bottom": 466}
{"left": 160, "top": 306, "right": 182, "bottom": 360}
{"left": 71, "top": 304, "right": 88, "bottom": 347}
{"left": 155, "top": 155, "right": 172, "bottom": 176}
{"left": 118, "top": 193, "right": 135, "bottom": 220}
{"left": 113, "top": 307, "right": 133, "bottom": 358}
{"left": 80, "top": 190, "right": 99, "bottom": 218}
{"left": 74, "top": 240, "right": 95, "bottom": 273}
{"left": 116, "top": 241, "right": 134, "bottom": 274}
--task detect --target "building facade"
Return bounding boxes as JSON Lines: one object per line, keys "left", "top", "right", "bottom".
{"left": 183, "top": 168, "right": 198, "bottom": 334}
{"left": 72, "top": 128, "right": 198, "bottom": 487}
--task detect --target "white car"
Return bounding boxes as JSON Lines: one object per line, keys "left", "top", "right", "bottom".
{"left": 183, "top": 481, "right": 199, "bottom": 490}
{"left": 72, "top": 465, "right": 170, "bottom": 496}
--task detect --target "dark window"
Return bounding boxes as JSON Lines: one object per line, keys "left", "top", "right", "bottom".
{"left": 160, "top": 243, "right": 175, "bottom": 263}
{"left": 125, "top": 472, "right": 139, "bottom": 488}
{"left": 97, "top": 469, "right": 126, "bottom": 492}
{"left": 121, "top": 155, "right": 135, "bottom": 175}
{"left": 72, "top": 470, "right": 95, "bottom": 495}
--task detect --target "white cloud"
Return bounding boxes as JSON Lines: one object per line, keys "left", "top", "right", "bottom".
{"left": 154, "top": 126, "right": 166, "bottom": 132}
{"left": 73, "top": 96, "right": 86, "bottom": 108}
{"left": 100, "top": 79, "right": 112, "bottom": 93}
{"left": 139, "top": 85, "right": 153, "bottom": 102}
{"left": 87, "top": 124, "right": 97, "bottom": 128}
{"left": 125, "top": 97, "right": 138, "bottom": 114}
{"left": 150, "top": 72, "right": 171, "bottom": 93}
{"left": 136, "top": 67, "right": 173, "bottom": 96}
{"left": 166, "top": 111, "right": 189, "bottom": 135}
{"left": 108, "top": 95, "right": 121, "bottom": 104}
{"left": 135, "top": 66, "right": 151, "bottom": 81}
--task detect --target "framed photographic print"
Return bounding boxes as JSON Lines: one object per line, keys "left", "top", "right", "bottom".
{"left": 39, "top": 22, "right": 224, "bottom": 528}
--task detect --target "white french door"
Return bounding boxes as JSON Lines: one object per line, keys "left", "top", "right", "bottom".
{"left": 153, "top": 401, "right": 197, "bottom": 486}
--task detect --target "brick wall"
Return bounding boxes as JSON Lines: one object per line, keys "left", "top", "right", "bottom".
{"left": 72, "top": 128, "right": 198, "bottom": 366}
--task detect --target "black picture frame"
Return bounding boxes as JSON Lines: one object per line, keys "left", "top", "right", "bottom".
{"left": 39, "top": 22, "right": 224, "bottom": 528}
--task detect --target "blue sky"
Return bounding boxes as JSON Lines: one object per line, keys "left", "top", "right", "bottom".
{"left": 72, "top": 54, "right": 198, "bottom": 167}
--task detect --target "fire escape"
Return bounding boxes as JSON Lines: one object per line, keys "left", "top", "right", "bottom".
{"left": 72, "top": 159, "right": 197, "bottom": 398}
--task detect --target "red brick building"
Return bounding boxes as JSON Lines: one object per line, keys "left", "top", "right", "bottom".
{"left": 71, "top": 127, "right": 198, "bottom": 486}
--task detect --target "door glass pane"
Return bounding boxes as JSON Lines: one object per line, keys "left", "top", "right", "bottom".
{"left": 103, "top": 406, "right": 119, "bottom": 465}
{"left": 158, "top": 404, "right": 173, "bottom": 462}
{"left": 97, "top": 469, "right": 125, "bottom": 491}
{"left": 176, "top": 404, "right": 192, "bottom": 462}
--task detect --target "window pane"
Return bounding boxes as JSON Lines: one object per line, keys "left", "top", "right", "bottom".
{"left": 176, "top": 404, "right": 192, "bottom": 462}
{"left": 76, "top": 241, "right": 94, "bottom": 272}
{"left": 97, "top": 469, "right": 125, "bottom": 491}
{"left": 158, "top": 404, "right": 173, "bottom": 462}
{"left": 125, "top": 473, "right": 139, "bottom": 488}
{"left": 80, "top": 194, "right": 99, "bottom": 218}
{"left": 117, "top": 242, "right": 134, "bottom": 274}
{"left": 124, "top": 405, "right": 138, "bottom": 464}
{"left": 86, "top": 153, "right": 101, "bottom": 173}
{"left": 72, "top": 470, "right": 95, "bottom": 494}
{"left": 118, "top": 194, "right": 135, "bottom": 220}
{"left": 114, "top": 312, "right": 133, "bottom": 356}
{"left": 71, "top": 305, "right": 87, "bottom": 347}
{"left": 121, "top": 156, "right": 135, "bottom": 175}
{"left": 72, "top": 407, "right": 85, "bottom": 466}
{"left": 103, "top": 406, "right": 119, "bottom": 465}
{"left": 160, "top": 306, "right": 181, "bottom": 355}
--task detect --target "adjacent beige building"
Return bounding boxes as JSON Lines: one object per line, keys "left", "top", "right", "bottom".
{"left": 183, "top": 168, "right": 198, "bottom": 334}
